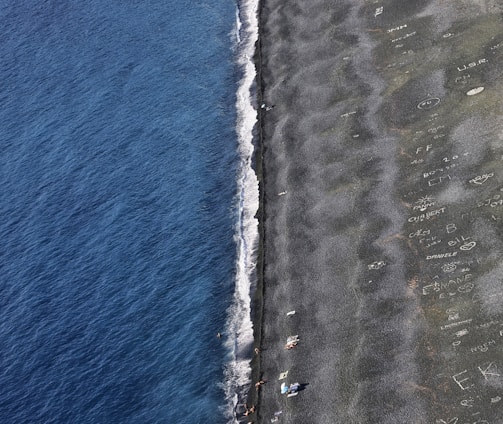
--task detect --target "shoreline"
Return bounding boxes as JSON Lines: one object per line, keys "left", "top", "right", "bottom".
{"left": 244, "top": 0, "right": 266, "bottom": 415}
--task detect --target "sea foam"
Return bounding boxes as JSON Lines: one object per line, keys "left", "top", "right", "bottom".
{"left": 221, "top": 0, "right": 259, "bottom": 421}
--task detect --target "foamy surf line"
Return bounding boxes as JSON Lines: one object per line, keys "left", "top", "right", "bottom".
{"left": 221, "top": 0, "right": 259, "bottom": 422}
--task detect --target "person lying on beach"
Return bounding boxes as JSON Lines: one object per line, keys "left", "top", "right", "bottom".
{"left": 244, "top": 404, "right": 256, "bottom": 416}
{"left": 288, "top": 383, "right": 300, "bottom": 394}
{"left": 284, "top": 336, "right": 299, "bottom": 349}
{"left": 281, "top": 382, "right": 301, "bottom": 395}
{"left": 260, "top": 103, "right": 274, "bottom": 111}
{"left": 255, "top": 380, "right": 266, "bottom": 390}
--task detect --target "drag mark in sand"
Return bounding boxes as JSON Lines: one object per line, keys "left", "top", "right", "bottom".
{"left": 387, "top": 24, "right": 408, "bottom": 34}
{"left": 417, "top": 97, "right": 441, "bottom": 110}
{"left": 469, "top": 173, "right": 494, "bottom": 185}
{"left": 457, "top": 58, "right": 488, "bottom": 72}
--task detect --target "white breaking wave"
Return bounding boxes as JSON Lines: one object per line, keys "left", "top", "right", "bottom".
{"left": 222, "top": 0, "right": 259, "bottom": 422}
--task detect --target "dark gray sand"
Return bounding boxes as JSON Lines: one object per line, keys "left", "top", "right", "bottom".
{"left": 249, "top": 0, "right": 503, "bottom": 423}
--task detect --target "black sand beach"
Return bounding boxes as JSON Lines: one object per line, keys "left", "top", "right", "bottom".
{"left": 248, "top": 0, "right": 503, "bottom": 423}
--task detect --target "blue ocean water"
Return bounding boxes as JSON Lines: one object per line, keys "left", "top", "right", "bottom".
{"left": 0, "top": 1, "right": 258, "bottom": 423}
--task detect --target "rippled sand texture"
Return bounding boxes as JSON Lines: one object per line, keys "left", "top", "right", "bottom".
{"left": 255, "top": 0, "right": 503, "bottom": 423}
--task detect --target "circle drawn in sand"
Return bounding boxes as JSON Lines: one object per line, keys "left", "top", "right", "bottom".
{"left": 466, "top": 87, "right": 484, "bottom": 96}
{"left": 417, "top": 97, "right": 440, "bottom": 110}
